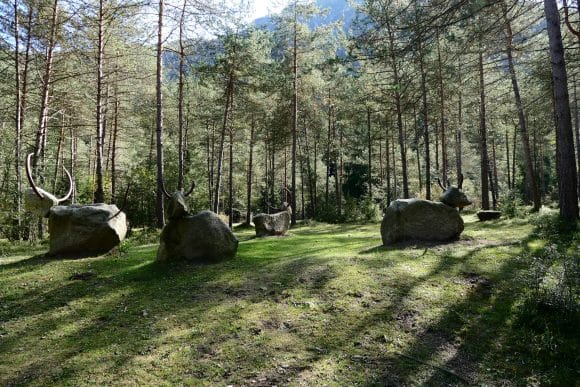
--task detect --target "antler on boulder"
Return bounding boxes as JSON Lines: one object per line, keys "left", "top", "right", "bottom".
{"left": 24, "top": 153, "right": 73, "bottom": 216}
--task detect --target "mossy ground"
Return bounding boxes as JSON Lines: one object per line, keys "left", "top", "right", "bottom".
{"left": 0, "top": 212, "right": 577, "bottom": 385}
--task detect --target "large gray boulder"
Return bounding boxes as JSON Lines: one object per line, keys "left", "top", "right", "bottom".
{"left": 157, "top": 210, "right": 238, "bottom": 262}
{"left": 381, "top": 199, "right": 464, "bottom": 245}
{"left": 253, "top": 210, "right": 291, "bottom": 237}
{"left": 48, "top": 204, "right": 127, "bottom": 256}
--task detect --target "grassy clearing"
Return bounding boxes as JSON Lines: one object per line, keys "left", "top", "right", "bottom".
{"left": 0, "top": 212, "right": 577, "bottom": 385}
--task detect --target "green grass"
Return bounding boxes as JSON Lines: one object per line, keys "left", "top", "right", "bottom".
{"left": 0, "top": 213, "right": 578, "bottom": 385}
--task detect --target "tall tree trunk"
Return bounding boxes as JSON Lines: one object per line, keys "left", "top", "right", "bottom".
{"left": 367, "top": 108, "right": 372, "bottom": 198}
{"left": 14, "top": 0, "right": 22, "bottom": 240}
{"left": 94, "top": 0, "right": 106, "bottom": 203}
{"left": 573, "top": 74, "right": 580, "bottom": 198}
{"left": 326, "top": 95, "right": 331, "bottom": 203}
{"left": 177, "top": 0, "right": 186, "bottom": 190}
{"left": 53, "top": 112, "right": 65, "bottom": 193}
{"left": 206, "top": 122, "right": 213, "bottom": 209}
{"left": 506, "top": 127, "right": 511, "bottom": 189}
{"left": 512, "top": 123, "right": 517, "bottom": 190}
{"left": 437, "top": 29, "right": 448, "bottom": 182}
{"left": 478, "top": 50, "right": 490, "bottom": 210}
{"left": 335, "top": 122, "right": 343, "bottom": 217}
{"left": 34, "top": 0, "right": 59, "bottom": 168}
{"left": 245, "top": 116, "right": 255, "bottom": 225}
{"left": 544, "top": 0, "right": 579, "bottom": 221}
{"left": 491, "top": 134, "right": 499, "bottom": 209}
{"left": 155, "top": 0, "right": 165, "bottom": 227}
{"left": 213, "top": 72, "right": 234, "bottom": 214}
{"left": 419, "top": 45, "right": 431, "bottom": 200}
{"left": 456, "top": 57, "right": 463, "bottom": 182}
{"left": 111, "top": 97, "right": 119, "bottom": 203}
{"left": 502, "top": 1, "right": 541, "bottom": 210}
{"left": 385, "top": 124, "right": 391, "bottom": 204}
{"left": 291, "top": 3, "right": 298, "bottom": 225}
{"left": 386, "top": 17, "right": 409, "bottom": 197}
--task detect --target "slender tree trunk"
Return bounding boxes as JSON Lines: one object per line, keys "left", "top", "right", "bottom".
{"left": 506, "top": 126, "right": 511, "bottom": 189}
{"left": 245, "top": 116, "right": 255, "bottom": 225}
{"left": 53, "top": 112, "right": 65, "bottom": 192}
{"left": 326, "top": 96, "right": 331, "bottom": 203}
{"left": 512, "top": 123, "right": 517, "bottom": 190}
{"left": 367, "top": 108, "right": 373, "bottom": 198}
{"left": 502, "top": 1, "right": 541, "bottom": 210}
{"left": 70, "top": 124, "right": 77, "bottom": 204}
{"left": 94, "top": 0, "right": 106, "bottom": 203}
{"left": 111, "top": 97, "right": 119, "bottom": 203}
{"left": 386, "top": 18, "right": 408, "bottom": 197}
{"left": 413, "top": 108, "right": 422, "bottom": 194}
{"left": 437, "top": 29, "right": 448, "bottom": 182}
{"left": 456, "top": 57, "right": 463, "bottom": 182}
{"left": 213, "top": 72, "right": 234, "bottom": 214}
{"left": 336, "top": 123, "right": 343, "bottom": 217}
{"left": 544, "top": 0, "right": 579, "bottom": 221}
{"left": 385, "top": 122, "right": 391, "bottom": 204}
{"left": 155, "top": 0, "right": 165, "bottom": 227}
{"left": 573, "top": 74, "right": 580, "bottom": 198}
{"left": 34, "top": 0, "right": 59, "bottom": 167}
{"left": 419, "top": 46, "right": 431, "bottom": 200}
{"left": 14, "top": 0, "right": 22, "bottom": 240}
{"left": 478, "top": 50, "right": 490, "bottom": 210}
{"left": 177, "top": 0, "right": 186, "bottom": 190}
{"left": 492, "top": 134, "right": 499, "bottom": 208}
{"left": 291, "top": 3, "right": 298, "bottom": 225}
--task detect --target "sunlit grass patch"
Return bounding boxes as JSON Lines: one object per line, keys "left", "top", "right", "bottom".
{"left": 0, "top": 213, "right": 577, "bottom": 385}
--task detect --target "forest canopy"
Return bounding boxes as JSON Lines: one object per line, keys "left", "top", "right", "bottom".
{"left": 0, "top": 0, "right": 578, "bottom": 239}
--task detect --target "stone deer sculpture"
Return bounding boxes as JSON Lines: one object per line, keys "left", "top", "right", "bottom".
{"left": 25, "top": 153, "right": 127, "bottom": 256}
{"left": 157, "top": 179, "right": 238, "bottom": 262}
{"left": 252, "top": 187, "right": 292, "bottom": 237}
{"left": 25, "top": 153, "right": 73, "bottom": 217}
{"left": 381, "top": 174, "right": 472, "bottom": 245}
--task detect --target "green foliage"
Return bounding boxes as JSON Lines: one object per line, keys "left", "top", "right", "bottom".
{"left": 498, "top": 190, "right": 525, "bottom": 218}
{"left": 342, "top": 197, "right": 381, "bottom": 223}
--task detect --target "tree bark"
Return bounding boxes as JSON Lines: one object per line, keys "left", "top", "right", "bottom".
{"left": 245, "top": 116, "right": 255, "bottom": 225}
{"left": 502, "top": 1, "right": 541, "bottom": 210}
{"left": 214, "top": 72, "right": 234, "bottom": 214}
{"left": 478, "top": 50, "right": 490, "bottom": 210}
{"left": 291, "top": 2, "right": 298, "bottom": 225}
{"left": 437, "top": 29, "right": 448, "bottom": 183}
{"left": 94, "top": 0, "right": 106, "bottom": 203}
{"left": 544, "top": 0, "right": 579, "bottom": 221}
{"left": 419, "top": 45, "right": 431, "bottom": 200}
{"left": 177, "top": 0, "right": 186, "bottom": 191}
{"left": 155, "top": 0, "right": 165, "bottom": 227}
{"left": 14, "top": 0, "right": 22, "bottom": 240}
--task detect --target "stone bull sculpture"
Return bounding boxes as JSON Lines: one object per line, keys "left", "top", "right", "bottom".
{"left": 25, "top": 153, "right": 127, "bottom": 257}
{"left": 156, "top": 180, "right": 238, "bottom": 263}
{"left": 381, "top": 175, "right": 471, "bottom": 245}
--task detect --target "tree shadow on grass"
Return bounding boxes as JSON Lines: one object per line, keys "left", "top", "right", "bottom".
{"left": 0, "top": 237, "right": 343, "bottom": 385}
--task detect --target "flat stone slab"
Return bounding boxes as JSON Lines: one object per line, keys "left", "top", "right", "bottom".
{"left": 48, "top": 204, "right": 127, "bottom": 257}
{"left": 477, "top": 210, "right": 502, "bottom": 221}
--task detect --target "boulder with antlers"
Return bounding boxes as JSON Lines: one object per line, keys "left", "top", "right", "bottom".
{"left": 157, "top": 179, "right": 238, "bottom": 263}
{"left": 252, "top": 188, "right": 292, "bottom": 237}
{"left": 381, "top": 175, "right": 472, "bottom": 245}
{"left": 24, "top": 153, "right": 73, "bottom": 217}
{"left": 437, "top": 174, "right": 472, "bottom": 209}
{"left": 24, "top": 153, "right": 127, "bottom": 257}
